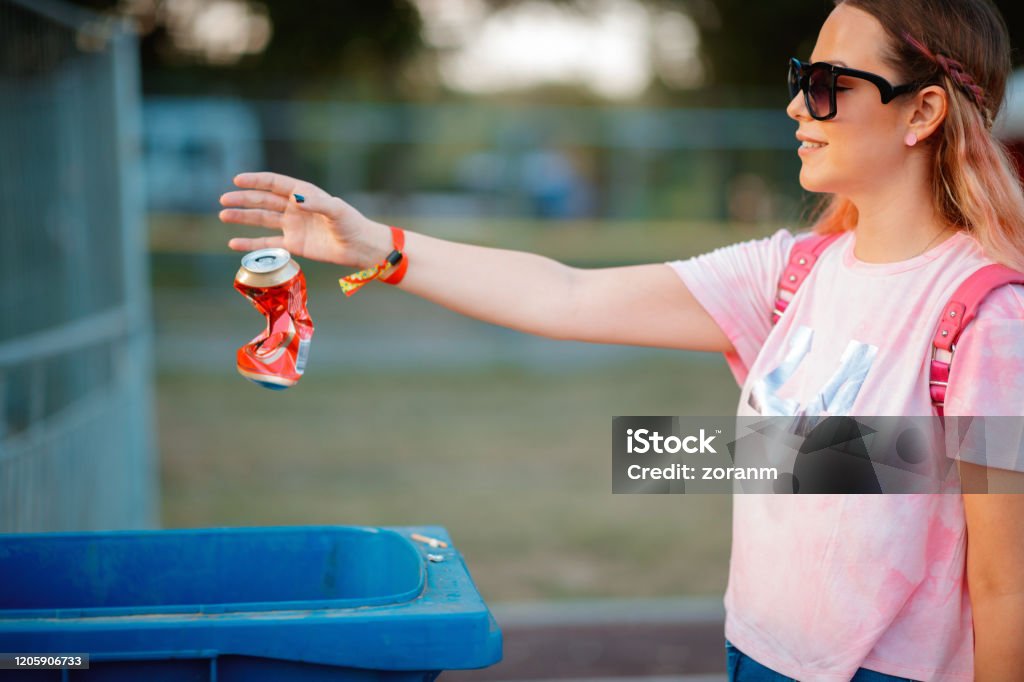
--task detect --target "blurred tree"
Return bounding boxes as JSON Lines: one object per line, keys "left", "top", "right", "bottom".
{"left": 680, "top": 0, "right": 828, "bottom": 87}
{"left": 67, "top": 0, "right": 1024, "bottom": 96}
{"left": 66, "top": 0, "right": 423, "bottom": 96}
{"left": 477, "top": 0, "right": 1024, "bottom": 103}
{"left": 679, "top": 0, "right": 1024, "bottom": 87}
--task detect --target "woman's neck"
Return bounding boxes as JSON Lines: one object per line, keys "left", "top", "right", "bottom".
{"left": 846, "top": 177, "right": 955, "bottom": 263}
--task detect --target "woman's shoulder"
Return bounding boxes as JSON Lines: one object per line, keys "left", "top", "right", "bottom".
{"left": 761, "top": 226, "right": 849, "bottom": 256}
{"left": 678, "top": 226, "right": 800, "bottom": 266}
{"left": 954, "top": 230, "right": 1024, "bottom": 321}
{"left": 975, "top": 281, "right": 1024, "bottom": 321}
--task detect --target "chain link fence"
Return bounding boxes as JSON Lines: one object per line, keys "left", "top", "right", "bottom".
{"left": 0, "top": 0, "right": 156, "bottom": 531}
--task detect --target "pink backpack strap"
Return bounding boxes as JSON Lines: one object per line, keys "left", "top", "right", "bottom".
{"left": 772, "top": 232, "right": 845, "bottom": 324}
{"left": 930, "top": 264, "right": 1024, "bottom": 417}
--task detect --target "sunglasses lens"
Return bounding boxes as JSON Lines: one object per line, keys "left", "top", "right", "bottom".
{"left": 788, "top": 60, "right": 836, "bottom": 119}
{"left": 788, "top": 62, "right": 800, "bottom": 100}
{"left": 806, "top": 67, "right": 833, "bottom": 118}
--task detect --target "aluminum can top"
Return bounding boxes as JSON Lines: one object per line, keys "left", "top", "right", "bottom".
{"left": 236, "top": 248, "right": 301, "bottom": 288}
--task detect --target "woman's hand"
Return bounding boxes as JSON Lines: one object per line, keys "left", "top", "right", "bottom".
{"left": 219, "top": 171, "right": 389, "bottom": 268}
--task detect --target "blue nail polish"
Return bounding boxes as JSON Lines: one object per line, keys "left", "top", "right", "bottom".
{"left": 293, "top": 193, "right": 305, "bottom": 203}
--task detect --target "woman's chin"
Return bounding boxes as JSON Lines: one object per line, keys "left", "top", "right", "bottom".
{"left": 798, "top": 170, "right": 834, "bottom": 194}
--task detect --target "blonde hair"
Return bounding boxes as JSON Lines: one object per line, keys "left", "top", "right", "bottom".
{"left": 811, "top": 0, "right": 1024, "bottom": 272}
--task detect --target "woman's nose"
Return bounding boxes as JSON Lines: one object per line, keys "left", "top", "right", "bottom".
{"left": 787, "top": 90, "right": 813, "bottom": 122}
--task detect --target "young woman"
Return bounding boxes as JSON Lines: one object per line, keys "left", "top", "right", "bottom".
{"left": 219, "top": 0, "right": 1024, "bottom": 678}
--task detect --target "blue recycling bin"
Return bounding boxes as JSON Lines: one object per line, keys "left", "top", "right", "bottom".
{"left": 0, "top": 525, "right": 502, "bottom": 680}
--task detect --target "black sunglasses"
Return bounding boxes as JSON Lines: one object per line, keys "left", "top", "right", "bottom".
{"left": 788, "top": 57, "right": 920, "bottom": 121}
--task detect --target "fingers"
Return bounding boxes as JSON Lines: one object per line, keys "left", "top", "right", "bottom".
{"left": 227, "top": 174, "right": 352, "bottom": 220}
{"left": 227, "top": 236, "right": 284, "bottom": 252}
{"left": 220, "top": 190, "right": 289, "bottom": 212}
{"left": 218, "top": 208, "right": 283, "bottom": 230}
{"left": 289, "top": 191, "right": 345, "bottom": 219}
{"left": 233, "top": 171, "right": 311, "bottom": 198}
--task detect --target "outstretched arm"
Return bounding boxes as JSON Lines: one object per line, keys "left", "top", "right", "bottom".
{"left": 220, "top": 171, "right": 732, "bottom": 353}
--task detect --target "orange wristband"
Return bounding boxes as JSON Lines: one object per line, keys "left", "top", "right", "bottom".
{"left": 380, "top": 226, "right": 408, "bottom": 285}
{"left": 338, "top": 226, "right": 407, "bottom": 297}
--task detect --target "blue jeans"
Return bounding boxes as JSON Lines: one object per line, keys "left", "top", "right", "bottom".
{"left": 726, "top": 640, "right": 919, "bottom": 682}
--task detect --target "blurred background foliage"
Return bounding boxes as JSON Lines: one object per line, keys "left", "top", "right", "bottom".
{"left": 66, "top": 0, "right": 1024, "bottom": 100}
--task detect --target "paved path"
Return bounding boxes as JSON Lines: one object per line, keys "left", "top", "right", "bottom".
{"left": 445, "top": 598, "right": 727, "bottom": 681}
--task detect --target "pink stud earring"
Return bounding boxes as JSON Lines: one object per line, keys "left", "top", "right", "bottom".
{"left": 905, "top": 132, "right": 918, "bottom": 147}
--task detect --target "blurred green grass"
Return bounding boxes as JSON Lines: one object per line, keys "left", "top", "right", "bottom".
{"left": 154, "top": 215, "right": 757, "bottom": 602}
{"left": 158, "top": 360, "right": 738, "bottom": 602}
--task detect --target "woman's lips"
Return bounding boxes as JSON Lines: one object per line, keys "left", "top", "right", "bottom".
{"left": 798, "top": 140, "right": 828, "bottom": 156}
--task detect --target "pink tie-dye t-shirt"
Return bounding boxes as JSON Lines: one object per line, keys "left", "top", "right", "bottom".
{"left": 667, "top": 228, "right": 1024, "bottom": 682}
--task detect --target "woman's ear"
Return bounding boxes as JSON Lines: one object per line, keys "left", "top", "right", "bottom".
{"left": 908, "top": 85, "right": 948, "bottom": 143}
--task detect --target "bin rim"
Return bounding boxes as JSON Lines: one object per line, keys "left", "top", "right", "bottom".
{"left": 0, "top": 525, "right": 503, "bottom": 671}
{"left": 0, "top": 525, "right": 427, "bottom": 619}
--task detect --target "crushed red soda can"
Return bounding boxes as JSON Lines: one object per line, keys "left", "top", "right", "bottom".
{"left": 233, "top": 248, "right": 314, "bottom": 390}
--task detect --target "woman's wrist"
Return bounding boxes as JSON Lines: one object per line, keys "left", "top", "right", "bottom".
{"left": 336, "top": 222, "right": 409, "bottom": 296}
{"left": 350, "top": 219, "right": 395, "bottom": 269}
